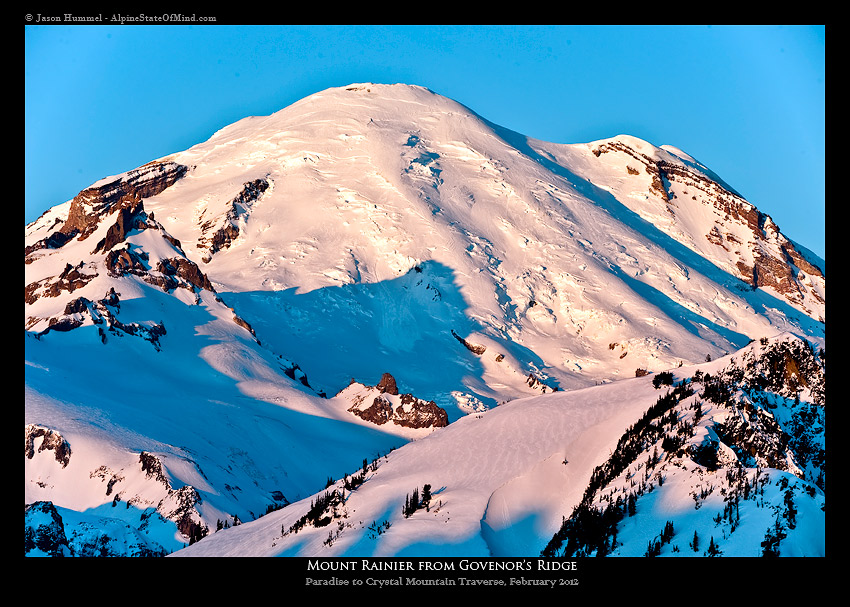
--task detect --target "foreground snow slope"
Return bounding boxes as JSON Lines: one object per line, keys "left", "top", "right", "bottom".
{"left": 171, "top": 373, "right": 658, "bottom": 557}
{"left": 173, "top": 334, "right": 825, "bottom": 558}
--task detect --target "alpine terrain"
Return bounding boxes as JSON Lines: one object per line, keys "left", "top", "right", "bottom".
{"left": 25, "top": 83, "right": 825, "bottom": 558}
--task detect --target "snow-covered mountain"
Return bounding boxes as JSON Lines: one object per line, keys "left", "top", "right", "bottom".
{"left": 24, "top": 83, "right": 824, "bottom": 558}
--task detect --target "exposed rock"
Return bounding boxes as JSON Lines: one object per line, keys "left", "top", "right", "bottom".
{"left": 393, "top": 394, "right": 449, "bottom": 428}
{"left": 91, "top": 199, "right": 148, "bottom": 254}
{"left": 376, "top": 372, "right": 399, "bottom": 395}
{"left": 167, "top": 485, "right": 205, "bottom": 540}
{"left": 344, "top": 373, "right": 449, "bottom": 430}
{"left": 25, "top": 424, "right": 71, "bottom": 467}
{"left": 198, "top": 178, "right": 270, "bottom": 262}
{"left": 89, "top": 465, "right": 125, "bottom": 496}
{"left": 232, "top": 314, "right": 257, "bottom": 337}
{"left": 139, "top": 451, "right": 171, "bottom": 490}
{"left": 25, "top": 261, "right": 98, "bottom": 305}
{"left": 136, "top": 454, "right": 208, "bottom": 545}
{"left": 451, "top": 329, "right": 486, "bottom": 355}
{"left": 61, "top": 161, "right": 188, "bottom": 243}
{"left": 526, "top": 372, "right": 557, "bottom": 394}
{"left": 35, "top": 288, "right": 167, "bottom": 350}
{"left": 105, "top": 245, "right": 148, "bottom": 277}
{"left": 353, "top": 395, "right": 395, "bottom": 425}
{"left": 281, "top": 361, "right": 311, "bottom": 387}
{"left": 154, "top": 257, "right": 215, "bottom": 292}
{"left": 25, "top": 231, "right": 75, "bottom": 260}
{"left": 103, "top": 317, "right": 167, "bottom": 350}
{"left": 593, "top": 139, "right": 824, "bottom": 316}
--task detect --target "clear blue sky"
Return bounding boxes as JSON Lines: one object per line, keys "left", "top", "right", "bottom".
{"left": 25, "top": 24, "right": 826, "bottom": 259}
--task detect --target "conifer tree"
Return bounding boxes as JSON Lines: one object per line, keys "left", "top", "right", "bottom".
{"left": 707, "top": 536, "right": 721, "bottom": 556}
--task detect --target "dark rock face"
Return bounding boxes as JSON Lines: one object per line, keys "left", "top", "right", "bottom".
{"left": 91, "top": 199, "right": 148, "bottom": 254}
{"left": 24, "top": 231, "right": 75, "bottom": 259}
{"left": 354, "top": 395, "right": 396, "bottom": 425}
{"left": 25, "top": 424, "right": 72, "bottom": 468}
{"left": 155, "top": 257, "right": 215, "bottom": 292}
{"left": 34, "top": 288, "right": 167, "bottom": 350}
{"left": 137, "top": 452, "right": 209, "bottom": 544}
{"left": 346, "top": 372, "right": 449, "bottom": 429}
{"left": 139, "top": 451, "right": 171, "bottom": 489}
{"left": 25, "top": 161, "right": 187, "bottom": 267}
{"left": 25, "top": 499, "right": 170, "bottom": 557}
{"left": 105, "top": 246, "right": 148, "bottom": 277}
{"left": 394, "top": 394, "right": 449, "bottom": 429}
{"left": 451, "top": 329, "right": 486, "bottom": 355}
{"left": 198, "top": 178, "right": 270, "bottom": 262}
{"left": 592, "top": 140, "right": 823, "bottom": 315}
{"left": 61, "top": 161, "right": 188, "bottom": 243}
{"left": 25, "top": 262, "right": 98, "bottom": 305}
{"left": 376, "top": 372, "right": 399, "bottom": 395}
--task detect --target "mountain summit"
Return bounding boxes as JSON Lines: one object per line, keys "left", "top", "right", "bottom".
{"left": 25, "top": 83, "right": 824, "bottom": 557}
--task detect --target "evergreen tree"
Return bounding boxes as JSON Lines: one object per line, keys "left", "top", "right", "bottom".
{"left": 707, "top": 536, "right": 721, "bottom": 557}
{"left": 422, "top": 484, "right": 432, "bottom": 508}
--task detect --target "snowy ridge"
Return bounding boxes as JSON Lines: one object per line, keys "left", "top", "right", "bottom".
{"left": 24, "top": 83, "right": 824, "bottom": 557}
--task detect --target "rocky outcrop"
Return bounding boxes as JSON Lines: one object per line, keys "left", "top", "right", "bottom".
{"left": 526, "top": 372, "right": 557, "bottom": 394}
{"left": 451, "top": 329, "right": 486, "bottom": 355}
{"left": 104, "top": 242, "right": 216, "bottom": 295}
{"left": 34, "top": 289, "right": 167, "bottom": 350}
{"left": 198, "top": 178, "right": 270, "bottom": 263}
{"left": 24, "top": 231, "right": 75, "bottom": 259}
{"left": 376, "top": 372, "right": 399, "bottom": 395}
{"left": 352, "top": 395, "right": 395, "bottom": 426}
{"left": 25, "top": 424, "right": 71, "bottom": 468}
{"left": 592, "top": 140, "right": 824, "bottom": 316}
{"left": 139, "top": 451, "right": 171, "bottom": 489}
{"left": 25, "top": 162, "right": 188, "bottom": 269}
{"left": 392, "top": 393, "right": 449, "bottom": 428}
{"left": 154, "top": 257, "right": 215, "bottom": 292}
{"left": 61, "top": 161, "right": 188, "bottom": 242}
{"left": 91, "top": 199, "right": 148, "bottom": 254}
{"left": 25, "top": 499, "right": 169, "bottom": 557}
{"left": 737, "top": 243, "right": 824, "bottom": 312}
{"left": 137, "top": 451, "right": 209, "bottom": 544}
{"left": 25, "top": 261, "right": 97, "bottom": 305}
{"left": 105, "top": 245, "right": 149, "bottom": 277}
{"left": 343, "top": 372, "right": 449, "bottom": 430}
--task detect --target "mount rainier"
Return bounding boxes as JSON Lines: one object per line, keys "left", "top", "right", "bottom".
{"left": 24, "top": 83, "right": 824, "bottom": 559}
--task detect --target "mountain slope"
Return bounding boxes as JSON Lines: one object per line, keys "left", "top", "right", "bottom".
{"left": 141, "top": 83, "right": 822, "bottom": 406}
{"left": 172, "top": 333, "right": 824, "bottom": 558}
{"left": 24, "top": 82, "right": 824, "bottom": 556}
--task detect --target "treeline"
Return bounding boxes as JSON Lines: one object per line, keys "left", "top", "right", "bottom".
{"left": 541, "top": 380, "right": 696, "bottom": 557}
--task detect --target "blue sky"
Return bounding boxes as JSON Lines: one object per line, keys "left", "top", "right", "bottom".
{"left": 25, "top": 24, "right": 825, "bottom": 258}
